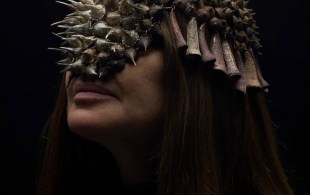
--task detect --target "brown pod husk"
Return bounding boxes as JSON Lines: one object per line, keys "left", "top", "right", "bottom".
{"left": 250, "top": 48, "right": 270, "bottom": 91}
{"left": 95, "top": 38, "right": 115, "bottom": 52}
{"left": 92, "top": 21, "right": 112, "bottom": 38}
{"left": 149, "top": 5, "right": 164, "bottom": 21}
{"left": 119, "top": 0, "right": 134, "bottom": 15}
{"left": 88, "top": 4, "right": 105, "bottom": 20}
{"left": 137, "top": 34, "right": 151, "bottom": 51}
{"left": 122, "top": 30, "right": 139, "bottom": 47}
{"left": 198, "top": 23, "right": 216, "bottom": 64}
{"left": 105, "top": 28, "right": 123, "bottom": 42}
{"left": 81, "top": 48, "right": 96, "bottom": 64}
{"left": 196, "top": 6, "right": 215, "bottom": 22}
{"left": 222, "top": 39, "right": 241, "bottom": 81}
{"left": 209, "top": 17, "right": 227, "bottom": 31}
{"left": 210, "top": 32, "right": 227, "bottom": 74}
{"left": 243, "top": 50, "right": 262, "bottom": 88}
{"left": 124, "top": 48, "right": 137, "bottom": 66}
{"left": 106, "top": 11, "right": 122, "bottom": 26}
{"left": 110, "top": 44, "right": 125, "bottom": 56}
{"left": 170, "top": 9, "right": 187, "bottom": 50}
{"left": 186, "top": 17, "right": 201, "bottom": 59}
{"left": 68, "top": 21, "right": 92, "bottom": 35}
{"left": 233, "top": 49, "right": 247, "bottom": 94}
{"left": 85, "top": 63, "right": 98, "bottom": 76}
{"left": 121, "top": 17, "right": 137, "bottom": 31}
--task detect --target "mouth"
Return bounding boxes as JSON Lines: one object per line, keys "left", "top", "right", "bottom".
{"left": 73, "top": 81, "right": 117, "bottom": 102}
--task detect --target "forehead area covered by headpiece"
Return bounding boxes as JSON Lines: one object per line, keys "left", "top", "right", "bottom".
{"left": 50, "top": 0, "right": 269, "bottom": 94}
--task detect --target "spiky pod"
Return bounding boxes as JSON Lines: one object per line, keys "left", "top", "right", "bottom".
{"left": 51, "top": 0, "right": 268, "bottom": 93}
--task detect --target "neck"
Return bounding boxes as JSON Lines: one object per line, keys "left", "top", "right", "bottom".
{"left": 99, "top": 135, "right": 159, "bottom": 185}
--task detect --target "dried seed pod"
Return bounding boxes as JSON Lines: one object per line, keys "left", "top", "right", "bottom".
{"left": 243, "top": 15, "right": 255, "bottom": 25}
{"left": 85, "top": 63, "right": 98, "bottom": 76}
{"left": 96, "top": 52, "right": 109, "bottom": 64}
{"left": 149, "top": 5, "right": 164, "bottom": 21}
{"left": 222, "top": 39, "right": 241, "bottom": 81}
{"left": 98, "top": 66, "right": 109, "bottom": 78}
{"left": 173, "top": 0, "right": 190, "bottom": 11}
{"left": 137, "top": 34, "right": 152, "bottom": 51}
{"left": 56, "top": 0, "right": 86, "bottom": 11}
{"left": 137, "top": 19, "right": 153, "bottom": 33}
{"left": 124, "top": 48, "right": 137, "bottom": 66}
{"left": 245, "top": 26, "right": 256, "bottom": 36}
{"left": 80, "top": 0, "right": 95, "bottom": 5}
{"left": 88, "top": 4, "right": 106, "bottom": 20}
{"left": 68, "top": 21, "right": 92, "bottom": 35}
{"left": 122, "top": 30, "right": 139, "bottom": 47}
{"left": 210, "top": 32, "right": 227, "bottom": 74}
{"left": 186, "top": 17, "right": 201, "bottom": 59}
{"left": 233, "top": 49, "right": 247, "bottom": 94}
{"left": 160, "top": 0, "right": 172, "bottom": 4}
{"left": 106, "top": 11, "right": 122, "bottom": 26}
{"left": 196, "top": 6, "right": 215, "bottom": 22}
{"left": 235, "top": 41, "right": 248, "bottom": 52}
{"left": 119, "top": 0, "right": 134, "bottom": 15}
{"left": 170, "top": 9, "right": 187, "bottom": 49}
{"left": 243, "top": 50, "right": 261, "bottom": 88}
{"left": 64, "top": 58, "right": 84, "bottom": 72}
{"left": 95, "top": 38, "right": 115, "bottom": 52}
{"left": 59, "top": 47, "right": 84, "bottom": 58}
{"left": 52, "top": 33, "right": 83, "bottom": 48}
{"left": 215, "top": 7, "right": 234, "bottom": 19}
{"left": 132, "top": 3, "right": 150, "bottom": 19}
{"left": 92, "top": 21, "right": 112, "bottom": 38}
{"left": 51, "top": 17, "right": 82, "bottom": 27}
{"left": 110, "top": 44, "right": 125, "bottom": 56}
{"left": 103, "top": 0, "right": 120, "bottom": 10}
{"left": 234, "top": 30, "right": 247, "bottom": 42}
{"left": 81, "top": 48, "right": 96, "bottom": 64}
{"left": 122, "top": 17, "right": 137, "bottom": 30}
{"left": 198, "top": 23, "right": 216, "bottom": 64}
{"left": 184, "top": 3, "right": 196, "bottom": 17}
{"left": 107, "top": 60, "right": 126, "bottom": 73}
{"left": 105, "top": 28, "right": 124, "bottom": 42}
{"left": 68, "top": 10, "right": 91, "bottom": 17}
{"left": 209, "top": 17, "right": 227, "bottom": 31}
{"left": 250, "top": 48, "right": 270, "bottom": 90}
{"left": 71, "top": 35, "right": 96, "bottom": 48}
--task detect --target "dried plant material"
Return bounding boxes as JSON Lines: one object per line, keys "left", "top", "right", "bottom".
{"left": 234, "top": 50, "right": 247, "bottom": 94}
{"left": 170, "top": 9, "right": 187, "bottom": 49}
{"left": 137, "top": 34, "right": 151, "bottom": 51}
{"left": 210, "top": 32, "right": 227, "bottom": 74}
{"left": 198, "top": 24, "right": 216, "bottom": 64}
{"left": 186, "top": 17, "right": 201, "bottom": 58}
{"left": 222, "top": 39, "right": 240, "bottom": 81}
{"left": 243, "top": 50, "right": 261, "bottom": 88}
{"left": 50, "top": 0, "right": 265, "bottom": 84}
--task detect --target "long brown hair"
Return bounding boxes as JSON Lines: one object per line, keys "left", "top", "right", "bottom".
{"left": 36, "top": 12, "right": 294, "bottom": 195}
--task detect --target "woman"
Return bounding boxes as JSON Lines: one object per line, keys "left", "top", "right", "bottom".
{"left": 37, "top": 0, "right": 294, "bottom": 194}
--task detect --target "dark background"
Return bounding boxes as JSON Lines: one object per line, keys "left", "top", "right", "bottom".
{"left": 0, "top": 0, "right": 309, "bottom": 194}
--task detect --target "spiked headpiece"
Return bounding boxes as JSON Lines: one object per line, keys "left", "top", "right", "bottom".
{"left": 50, "top": 0, "right": 269, "bottom": 94}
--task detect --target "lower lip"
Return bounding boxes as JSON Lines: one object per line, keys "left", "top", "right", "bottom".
{"left": 74, "top": 92, "right": 114, "bottom": 103}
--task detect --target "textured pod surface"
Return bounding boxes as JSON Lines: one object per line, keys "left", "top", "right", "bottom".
{"left": 51, "top": 0, "right": 265, "bottom": 90}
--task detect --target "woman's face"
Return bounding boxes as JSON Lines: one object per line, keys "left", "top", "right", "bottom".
{"left": 66, "top": 48, "right": 165, "bottom": 144}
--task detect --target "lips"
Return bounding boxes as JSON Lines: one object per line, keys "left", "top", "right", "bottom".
{"left": 73, "top": 81, "right": 116, "bottom": 102}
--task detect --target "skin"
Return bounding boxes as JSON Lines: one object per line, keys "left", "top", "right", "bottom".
{"left": 66, "top": 48, "right": 165, "bottom": 184}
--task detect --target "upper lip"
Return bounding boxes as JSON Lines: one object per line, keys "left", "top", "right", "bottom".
{"left": 73, "top": 81, "right": 116, "bottom": 98}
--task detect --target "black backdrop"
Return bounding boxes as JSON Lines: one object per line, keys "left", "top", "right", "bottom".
{"left": 1, "top": 0, "right": 309, "bottom": 194}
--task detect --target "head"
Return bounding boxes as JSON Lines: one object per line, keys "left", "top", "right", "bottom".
{"left": 37, "top": 1, "right": 294, "bottom": 195}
